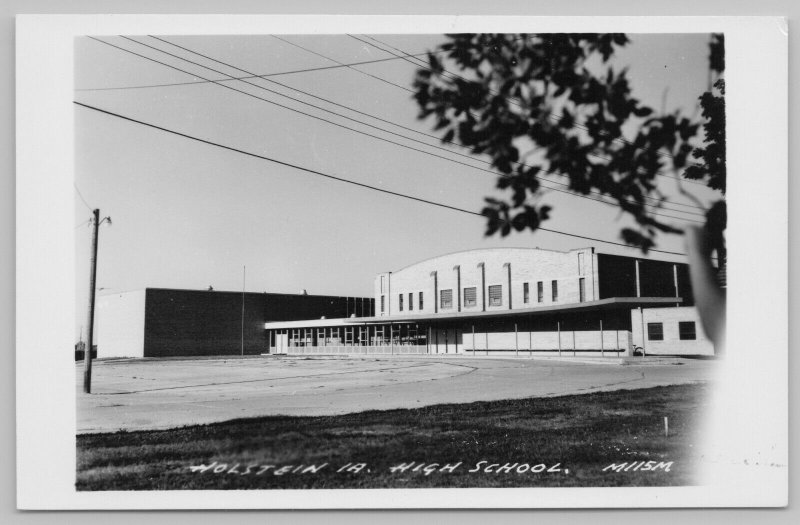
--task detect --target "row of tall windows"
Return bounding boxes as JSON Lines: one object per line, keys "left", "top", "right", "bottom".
{"left": 398, "top": 291, "right": 424, "bottom": 312}
{"left": 525, "top": 280, "right": 565, "bottom": 304}
{"left": 530, "top": 281, "right": 554, "bottom": 303}
{"left": 439, "top": 285, "right": 502, "bottom": 309}
{"left": 396, "top": 278, "right": 587, "bottom": 315}
{"left": 434, "top": 281, "right": 569, "bottom": 310}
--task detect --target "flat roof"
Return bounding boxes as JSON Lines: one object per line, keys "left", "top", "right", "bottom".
{"left": 264, "top": 297, "right": 683, "bottom": 329}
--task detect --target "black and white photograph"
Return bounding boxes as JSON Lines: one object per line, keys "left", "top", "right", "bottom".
{"left": 15, "top": 14, "right": 788, "bottom": 509}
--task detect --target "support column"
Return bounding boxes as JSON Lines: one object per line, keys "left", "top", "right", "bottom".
{"left": 477, "top": 262, "right": 486, "bottom": 311}
{"left": 600, "top": 319, "right": 604, "bottom": 357}
{"left": 635, "top": 259, "right": 641, "bottom": 297}
{"left": 503, "top": 262, "right": 512, "bottom": 309}
{"left": 673, "top": 264, "right": 680, "bottom": 307}
{"left": 387, "top": 272, "right": 392, "bottom": 316}
{"left": 557, "top": 321, "right": 561, "bottom": 357}
{"left": 427, "top": 325, "right": 431, "bottom": 354}
{"left": 639, "top": 306, "right": 646, "bottom": 357}
{"left": 528, "top": 320, "right": 532, "bottom": 357}
{"left": 472, "top": 325, "right": 476, "bottom": 355}
{"left": 572, "top": 329, "right": 576, "bottom": 357}
{"left": 453, "top": 265, "right": 461, "bottom": 312}
{"left": 430, "top": 271, "right": 438, "bottom": 314}
{"left": 514, "top": 322, "right": 518, "bottom": 356}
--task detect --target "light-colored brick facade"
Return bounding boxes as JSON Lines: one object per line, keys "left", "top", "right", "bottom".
{"left": 631, "top": 306, "right": 714, "bottom": 356}
{"left": 374, "top": 247, "right": 598, "bottom": 317}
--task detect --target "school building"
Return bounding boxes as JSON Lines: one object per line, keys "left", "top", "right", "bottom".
{"left": 264, "top": 247, "right": 715, "bottom": 357}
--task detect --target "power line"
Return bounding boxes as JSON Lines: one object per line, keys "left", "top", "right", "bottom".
{"left": 361, "top": 34, "right": 711, "bottom": 174}
{"left": 74, "top": 182, "right": 93, "bottom": 211}
{"left": 247, "top": 39, "right": 709, "bottom": 217}
{"left": 91, "top": 37, "right": 537, "bottom": 193}
{"left": 73, "top": 100, "right": 691, "bottom": 258}
{"left": 75, "top": 35, "right": 519, "bottom": 92}
{"left": 357, "top": 34, "right": 711, "bottom": 186}
{"left": 82, "top": 33, "right": 713, "bottom": 185}
{"left": 144, "top": 36, "right": 705, "bottom": 221}
{"left": 272, "top": 36, "right": 707, "bottom": 214}
{"left": 85, "top": 36, "right": 710, "bottom": 216}
{"left": 75, "top": 47, "right": 434, "bottom": 92}
{"left": 76, "top": 34, "right": 530, "bottom": 93}
{"left": 74, "top": 101, "right": 484, "bottom": 216}
{"left": 271, "top": 35, "right": 416, "bottom": 95}
{"left": 93, "top": 36, "right": 704, "bottom": 224}
{"left": 162, "top": 35, "right": 704, "bottom": 219}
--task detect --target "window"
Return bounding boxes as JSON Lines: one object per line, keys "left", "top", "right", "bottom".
{"left": 380, "top": 295, "right": 385, "bottom": 313}
{"left": 399, "top": 293, "right": 403, "bottom": 312}
{"left": 408, "top": 293, "right": 413, "bottom": 311}
{"left": 488, "top": 285, "right": 502, "bottom": 306}
{"left": 464, "top": 287, "right": 477, "bottom": 307}
{"left": 679, "top": 321, "right": 696, "bottom": 340}
{"left": 380, "top": 275, "right": 385, "bottom": 293}
{"left": 440, "top": 289, "right": 453, "bottom": 309}
{"left": 579, "top": 278, "right": 585, "bottom": 302}
{"left": 537, "top": 281, "right": 543, "bottom": 303}
{"left": 419, "top": 291, "right": 424, "bottom": 310}
{"left": 647, "top": 322, "right": 664, "bottom": 341}
{"left": 523, "top": 282, "right": 530, "bottom": 304}
{"left": 551, "top": 280, "right": 558, "bottom": 302}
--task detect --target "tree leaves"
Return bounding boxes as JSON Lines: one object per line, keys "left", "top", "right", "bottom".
{"left": 414, "top": 33, "right": 726, "bottom": 253}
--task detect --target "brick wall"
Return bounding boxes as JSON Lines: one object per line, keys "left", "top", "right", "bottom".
{"left": 96, "top": 288, "right": 373, "bottom": 358}
{"left": 143, "top": 289, "right": 267, "bottom": 357}
{"left": 631, "top": 306, "right": 714, "bottom": 356}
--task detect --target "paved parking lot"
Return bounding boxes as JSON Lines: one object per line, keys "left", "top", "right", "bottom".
{"left": 76, "top": 355, "right": 716, "bottom": 434}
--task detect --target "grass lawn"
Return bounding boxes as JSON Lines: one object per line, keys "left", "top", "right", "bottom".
{"left": 76, "top": 383, "right": 708, "bottom": 490}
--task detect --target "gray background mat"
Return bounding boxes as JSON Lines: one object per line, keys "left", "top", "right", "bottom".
{"left": 3, "top": 0, "right": 797, "bottom": 523}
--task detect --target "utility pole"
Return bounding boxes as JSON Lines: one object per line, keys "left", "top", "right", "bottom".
{"left": 83, "top": 209, "right": 111, "bottom": 393}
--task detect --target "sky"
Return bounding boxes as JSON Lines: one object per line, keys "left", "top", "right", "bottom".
{"left": 73, "top": 33, "right": 721, "bottom": 336}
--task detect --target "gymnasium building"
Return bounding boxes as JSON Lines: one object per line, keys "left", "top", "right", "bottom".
{"left": 264, "top": 247, "right": 715, "bottom": 357}
{"left": 95, "top": 288, "right": 373, "bottom": 358}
